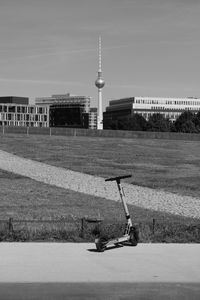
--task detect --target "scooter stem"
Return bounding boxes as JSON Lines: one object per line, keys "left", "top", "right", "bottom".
{"left": 116, "top": 180, "right": 132, "bottom": 226}
{"left": 105, "top": 175, "right": 132, "bottom": 227}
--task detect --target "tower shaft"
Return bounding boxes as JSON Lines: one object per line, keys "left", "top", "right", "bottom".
{"left": 98, "top": 88, "right": 103, "bottom": 130}
{"left": 95, "top": 36, "right": 105, "bottom": 130}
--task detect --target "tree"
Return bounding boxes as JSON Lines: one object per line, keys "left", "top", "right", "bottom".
{"left": 180, "top": 120, "right": 196, "bottom": 133}
{"left": 117, "top": 118, "right": 128, "bottom": 130}
{"left": 147, "top": 113, "right": 171, "bottom": 132}
{"left": 116, "top": 114, "right": 147, "bottom": 131}
{"left": 126, "top": 114, "right": 147, "bottom": 131}
{"left": 109, "top": 120, "right": 119, "bottom": 130}
{"left": 124, "top": 114, "right": 147, "bottom": 131}
{"left": 174, "top": 111, "right": 196, "bottom": 133}
{"left": 193, "top": 111, "right": 200, "bottom": 133}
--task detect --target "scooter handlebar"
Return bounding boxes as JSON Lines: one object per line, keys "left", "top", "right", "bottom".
{"left": 105, "top": 174, "right": 132, "bottom": 182}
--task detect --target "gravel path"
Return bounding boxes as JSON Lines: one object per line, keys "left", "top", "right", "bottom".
{"left": 0, "top": 149, "right": 200, "bottom": 219}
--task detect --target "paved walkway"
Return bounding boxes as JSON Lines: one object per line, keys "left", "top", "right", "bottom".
{"left": 0, "top": 243, "right": 200, "bottom": 299}
{"left": 0, "top": 243, "right": 200, "bottom": 283}
{"left": 0, "top": 149, "right": 200, "bottom": 218}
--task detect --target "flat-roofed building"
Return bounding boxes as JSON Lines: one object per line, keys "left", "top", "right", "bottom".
{"left": 0, "top": 96, "right": 29, "bottom": 105}
{"left": 89, "top": 107, "right": 97, "bottom": 129}
{"left": 0, "top": 97, "right": 49, "bottom": 127}
{"left": 104, "top": 96, "right": 200, "bottom": 128}
{"left": 35, "top": 93, "right": 94, "bottom": 129}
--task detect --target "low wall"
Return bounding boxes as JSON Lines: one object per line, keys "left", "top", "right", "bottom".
{"left": 0, "top": 126, "right": 200, "bottom": 141}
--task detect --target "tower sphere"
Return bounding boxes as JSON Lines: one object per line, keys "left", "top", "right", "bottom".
{"left": 95, "top": 77, "right": 105, "bottom": 89}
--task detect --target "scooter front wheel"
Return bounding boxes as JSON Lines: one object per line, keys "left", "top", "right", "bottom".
{"left": 95, "top": 237, "right": 106, "bottom": 252}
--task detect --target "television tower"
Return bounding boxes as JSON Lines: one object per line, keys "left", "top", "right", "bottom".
{"left": 95, "top": 36, "right": 105, "bottom": 130}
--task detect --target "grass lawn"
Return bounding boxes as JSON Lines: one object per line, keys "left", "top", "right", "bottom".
{"left": 0, "top": 133, "right": 200, "bottom": 242}
{"left": 0, "top": 169, "right": 199, "bottom": 243}
{"left": 0, "top": 134, "right": 200, "bottom": 198}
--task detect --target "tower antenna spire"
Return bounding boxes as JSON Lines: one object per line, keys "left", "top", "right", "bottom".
{"left": 98, "top": 35, "right": 102, "bottom": 72}
{"left": 95, "top": 36, "right": 105, "bottom": 130}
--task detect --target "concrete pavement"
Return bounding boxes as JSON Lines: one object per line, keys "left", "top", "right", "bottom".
{"left": 0, "top": 243, "right": 200, "bottom": 283}
{"left": 0, "top": 243, "right": 200, "bottom": 299}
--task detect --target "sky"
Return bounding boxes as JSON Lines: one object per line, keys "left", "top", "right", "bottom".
{"left": 0, "top": 0, "right": 200, "bottom": 110}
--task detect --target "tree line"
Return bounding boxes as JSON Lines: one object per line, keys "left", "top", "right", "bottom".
{"left": 104, "top": 111, "right": 200, "bottom": 133}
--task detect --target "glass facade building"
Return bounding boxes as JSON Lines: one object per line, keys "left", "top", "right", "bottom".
{"left": 35, "top": 93, "right": 97, "bottom": 129}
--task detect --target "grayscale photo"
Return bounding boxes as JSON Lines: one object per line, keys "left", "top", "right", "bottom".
{"left": 0, "top": 0, "right": 200, "bottom": 299}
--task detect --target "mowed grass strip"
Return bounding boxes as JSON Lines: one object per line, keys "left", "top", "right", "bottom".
{"left": 0, "top": 134, "right": 200, "bottom": 198}
{"left": 0, "top": 169, "right": 199, "bottom": 243}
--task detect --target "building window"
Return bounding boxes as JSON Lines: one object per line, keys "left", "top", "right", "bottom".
{"left": 8, "top": 106, "right": 15, "bottom": 113}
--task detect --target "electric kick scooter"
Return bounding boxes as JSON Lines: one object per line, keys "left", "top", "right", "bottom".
{"left": 95, "top": 175, "right": 139, "bottom": 252}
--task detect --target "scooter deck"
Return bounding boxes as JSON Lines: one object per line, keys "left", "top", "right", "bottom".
{"left": 104, "top": 234, "right": 130, "bottom": 247}
{"left": 95, "top": 234, "right": 130, "bottom": 250}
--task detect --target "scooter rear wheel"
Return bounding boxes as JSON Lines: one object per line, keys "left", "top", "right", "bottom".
{"left": 129, "top": 225, "right": 139, "bottom": 246}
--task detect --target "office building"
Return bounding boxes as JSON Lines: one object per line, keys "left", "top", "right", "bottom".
{"left": 89, "top": 108, "right": 98, "bottom": 130}
{"left": 0, "top": 96, "right": 29, "bottom": 105}
{"left": 35, "top": 93, "right": 96, "bottom": 129}
{"left": 103, "top": 96, "right": 200, "bottom": 127}
{"left": 0, "top": 96, "right": 49, "bottom": 127}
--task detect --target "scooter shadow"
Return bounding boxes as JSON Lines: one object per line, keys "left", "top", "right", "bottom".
{"left": 87, "top": 244, "right": 124, "bottom": 252}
